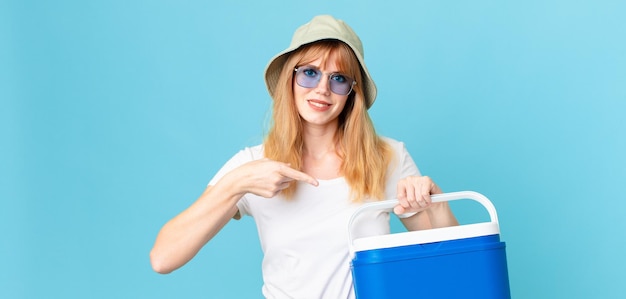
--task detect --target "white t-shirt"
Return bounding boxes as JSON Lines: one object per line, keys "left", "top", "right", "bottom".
{"left": 208, "top": 137, "right": 420, "bottom": 299}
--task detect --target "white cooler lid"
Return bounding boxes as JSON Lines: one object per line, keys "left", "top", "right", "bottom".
{"left": 353, "top": 222, "right": 499, "bottom": 253}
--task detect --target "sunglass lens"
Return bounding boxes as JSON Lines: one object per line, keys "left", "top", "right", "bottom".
{"left": 329, "top": 75, "right": 350, "bottom": 95}
{"left": 296, "top": 67, "right": 320, "bottom": 88}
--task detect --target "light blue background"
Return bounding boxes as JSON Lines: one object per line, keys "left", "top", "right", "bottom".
{"left": 1, "top": 0, "right": 624, "bottom": 298}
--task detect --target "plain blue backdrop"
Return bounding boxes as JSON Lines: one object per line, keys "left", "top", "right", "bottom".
{"left": 2, "top": 0, "right": 625, "bottom": 298}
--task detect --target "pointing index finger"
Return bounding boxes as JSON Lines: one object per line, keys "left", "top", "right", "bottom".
{"left": 279, "top": 165, "right": 319, "bottom": 186}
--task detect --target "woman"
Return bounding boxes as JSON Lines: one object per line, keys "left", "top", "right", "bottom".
{"left": 150, "top": 15, "right": 458, "bottom": 298}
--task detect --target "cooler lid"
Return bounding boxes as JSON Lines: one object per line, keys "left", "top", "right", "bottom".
{"left": 353, "top": 222, "right": 499, "bottom": 252}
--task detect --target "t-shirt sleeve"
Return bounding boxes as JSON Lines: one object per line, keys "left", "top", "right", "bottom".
{"left": 208, "top": 147, "right": 259, "bottom": 186}
{"left": 207, "top": 146, "right": 263, "bottom": 217}
{"left": 398, "top": 142, "right": 421, "bottom": 178}
{"left": 383, "top": 138, "right": 422, "bottom": 200}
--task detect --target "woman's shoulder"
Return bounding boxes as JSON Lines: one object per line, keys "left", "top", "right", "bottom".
{"left": 235, "top": 144, "right": 265, "bottom": 160}
{"left": 380, "top": 136, "right": 406, "bottom": 152}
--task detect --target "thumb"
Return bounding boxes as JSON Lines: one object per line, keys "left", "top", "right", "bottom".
{"left": 393, "top": 205, "right": 406, "bottom": 215}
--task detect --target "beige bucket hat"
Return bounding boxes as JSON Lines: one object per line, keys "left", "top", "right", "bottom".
{"left": 264, "top": 15, "right": 377, "bottom": 109}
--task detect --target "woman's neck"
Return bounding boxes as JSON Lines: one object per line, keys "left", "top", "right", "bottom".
{"left": 301, "top": 122, "right": 343, "bottom": 179}
{"left": 302, "top": 122, "right": 339, "bottom": 158}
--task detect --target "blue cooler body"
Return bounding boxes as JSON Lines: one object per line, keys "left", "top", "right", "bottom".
{"left": 349, "top": 191, "right": 511, "bottom": 299}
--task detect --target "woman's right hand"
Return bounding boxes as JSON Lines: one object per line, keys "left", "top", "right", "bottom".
{"left": 229, "top": 158, "right": 319, "bottom": 198}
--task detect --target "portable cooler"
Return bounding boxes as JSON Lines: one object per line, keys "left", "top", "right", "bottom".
{"left": 349, "top": 191, "right": 511, "bottom": 298}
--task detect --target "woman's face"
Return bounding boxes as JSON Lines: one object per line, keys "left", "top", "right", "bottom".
{"left": 293, "top": 53, "right": 351, "bottom": 129}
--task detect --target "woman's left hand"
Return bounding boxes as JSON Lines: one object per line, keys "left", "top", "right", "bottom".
{"left": 394, "top": 175, "right": 442, "bottom": 215}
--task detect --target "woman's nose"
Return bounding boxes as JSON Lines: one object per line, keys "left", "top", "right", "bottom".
{"left": 315, "top": 75, "right": 331, "bottom": 95}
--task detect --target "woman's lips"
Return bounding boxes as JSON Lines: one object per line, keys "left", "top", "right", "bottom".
{"left": 307, "top": 100, "right": 332, "bottom": 111}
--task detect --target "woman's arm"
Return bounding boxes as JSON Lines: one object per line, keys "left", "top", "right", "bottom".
{"left": 149, "top": 177, "right": 243, "bottom": 274}
{"left": 394, "top": 175, "right": 458, "bottom": 231}
{"left": 149, "top": 159, "right": 318, "bottom": 274}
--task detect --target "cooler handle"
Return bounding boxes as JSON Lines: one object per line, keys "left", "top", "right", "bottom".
{"left": 348, "top": 191, "right": 499, "bottom": 253}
